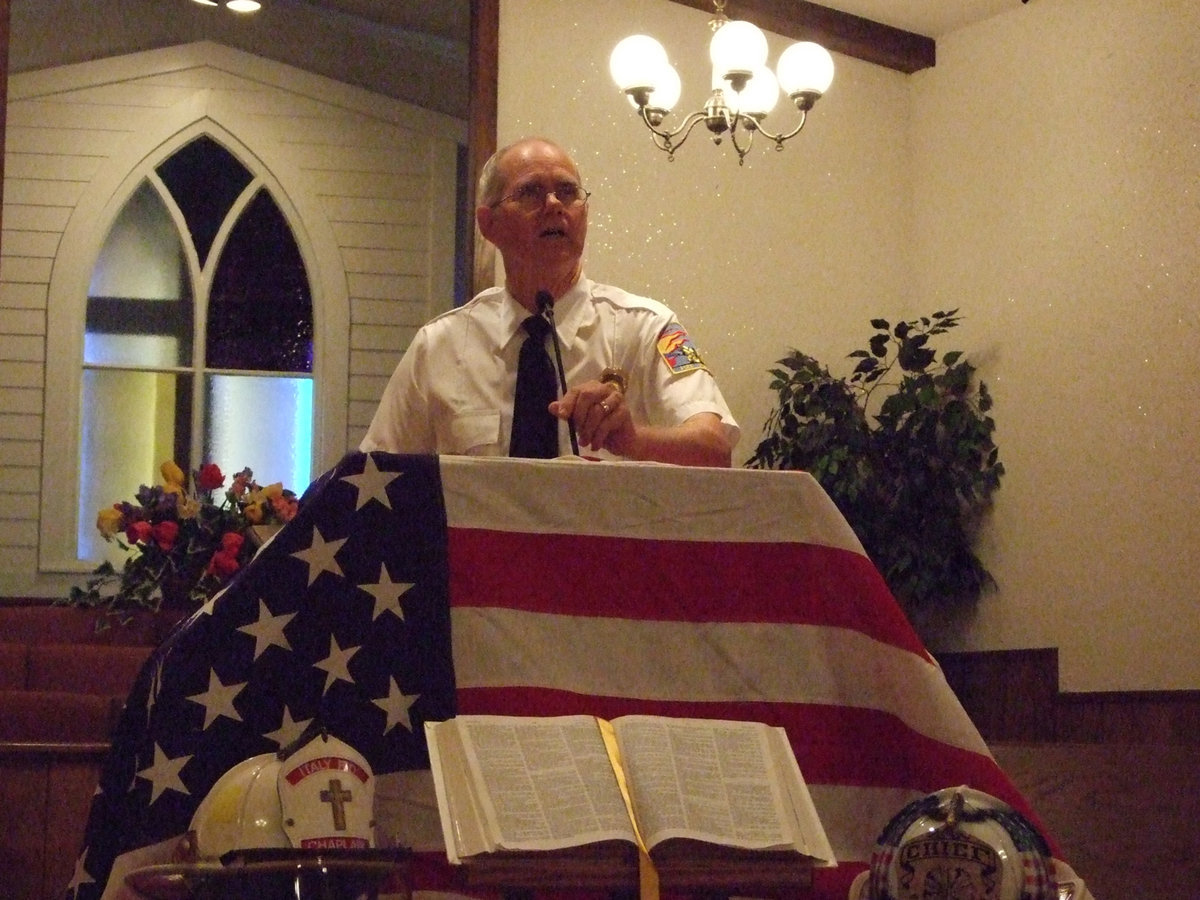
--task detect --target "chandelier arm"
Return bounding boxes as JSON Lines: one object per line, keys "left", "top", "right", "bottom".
{"left": 747, "top": 109, "right": 809, "bottom": 148}
{"left": 639, "top": 108, "right": 710, "bottom": 156}
{"left": 726, "top": 122, "right": 755, "bottom": 164}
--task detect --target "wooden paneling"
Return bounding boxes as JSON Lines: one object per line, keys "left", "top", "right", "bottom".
{"left": 995, "top": 742, "right": 1200, "bottom": 898}
{"left": 667, "top": 0, "right": 936, "bottom": 73}
{"left": 1057, "top": 690, "right": 1200, "bottom": 744}
{"left": 937, "top": 648, "right": 1059, "bottom": 742}
{"left": 937, "top": 648, "right": 1200, "bottom": 744}
{"left": 0, "top": 744, "right": 106, "bottom": 900}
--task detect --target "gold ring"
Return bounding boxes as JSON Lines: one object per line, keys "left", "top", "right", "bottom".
{"left": 600, "top": 401, "right": 611, "bottom": 413}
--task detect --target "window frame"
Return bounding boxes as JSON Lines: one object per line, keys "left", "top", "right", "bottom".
{"left": 40, "top": 118, "right": 343, "bottom": 574}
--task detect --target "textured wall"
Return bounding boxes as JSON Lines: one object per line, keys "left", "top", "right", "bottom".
{"left": 497, "top": 0, "right": 1200, "bottom": 691}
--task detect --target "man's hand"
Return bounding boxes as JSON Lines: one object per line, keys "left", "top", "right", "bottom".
{"left": 550, "top": 380, "right": 634, "bottom": 456}
{"left": 550, "top": 383, "right": 732, "bottom": 467}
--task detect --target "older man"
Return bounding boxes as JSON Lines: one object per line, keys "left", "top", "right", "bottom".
{"left": 360, "top": 137, "right": 738, "bottom": 467}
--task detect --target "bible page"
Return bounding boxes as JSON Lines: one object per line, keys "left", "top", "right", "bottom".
{"left": 611, "top": 715, "right": 831, "bottom": 860}
{"left": 456, "top": 714, "right": 636, "bottom": 852}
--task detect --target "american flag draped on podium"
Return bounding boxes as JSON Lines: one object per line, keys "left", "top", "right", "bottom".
{"left": 65, "top": 452, "right": 1049, "bottom": 900}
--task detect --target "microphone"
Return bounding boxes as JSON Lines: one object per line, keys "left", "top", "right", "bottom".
{"left": 536, "top": 290, "right": 579, "bottom": 456}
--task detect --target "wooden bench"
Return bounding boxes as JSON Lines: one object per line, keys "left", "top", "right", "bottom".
{"left": 0, "top": 602, "right": 178, "bottom": 900}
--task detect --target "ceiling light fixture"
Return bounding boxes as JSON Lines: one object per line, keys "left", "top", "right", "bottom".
{"left": 190, "top": 0, "right": 263, "bottom": 12}
{"left": 609, "top": 0, "right": 834, "bottom": 165}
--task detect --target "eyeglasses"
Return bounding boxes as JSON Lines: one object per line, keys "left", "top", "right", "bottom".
{"left": 490, "top": 182, "right": 591, "bottom": 211}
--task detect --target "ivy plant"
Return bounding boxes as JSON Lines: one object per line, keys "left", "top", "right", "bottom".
{"left": 747, "top": 310, "right": 1004, "bottom": 612}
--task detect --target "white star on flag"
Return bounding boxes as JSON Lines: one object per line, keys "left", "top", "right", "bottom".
{"left": 341, "top": 452, "right": 402, "bottom": 509}
{"left": 66, "top": 848, "right": 96, "bottom": 897}
{"left": 237, "top": 599, "right": 296, "bottom": 659}
{"left": 373, "top": 677, "right": 420, "bottom": 734}
{"left": 186, "top": 669, "right": 246, "bottom": 729}
{"left": 315, "top": 634, "right": 360, "bottom": 693}
{"left": 291, "top": 525, "right": 348, "bottom": 585}
{"left": 361, "top": 565, "right": 415, "bottom": 621}
{"left": 264, "top": 706, "right": 315, "bottom": 749}
{"left": 137, "top": 744, "right": 192, "bottom": 804}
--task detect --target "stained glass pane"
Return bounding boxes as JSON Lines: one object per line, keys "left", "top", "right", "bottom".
{"left": 203, "top": 374, "right": 313, "bottom": 496}
{"left": 207, "top": 189, "right": 314, "bottom": 373}
{"left": 86, "top": 181, "right": 193, "bottom": 367}
{"left": 156, "top": 135, "right": 253, "bottom": 268}
{"left": 78, "top": 369, "right": 190, "bottom": 561}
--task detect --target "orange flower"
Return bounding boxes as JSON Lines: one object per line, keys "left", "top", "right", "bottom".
{"left": 96, "top": 506, "right": 124, "bottom": 538}
{"left": 160, "top": 460, "right": 186, "bottom": 487}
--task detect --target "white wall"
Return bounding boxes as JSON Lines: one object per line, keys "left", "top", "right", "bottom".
{"left": 908, "top": 0, "right": 1200, "bottom": 690}
{"left": 0, "top": 43, "right": 462, "bottom": 594}
{"left": 497, "top": 0, "right": 1200, "bottom": 691}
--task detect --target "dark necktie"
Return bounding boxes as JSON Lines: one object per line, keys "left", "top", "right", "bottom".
{"left": 509, "top": 315, "right": 559, "bottom": 458}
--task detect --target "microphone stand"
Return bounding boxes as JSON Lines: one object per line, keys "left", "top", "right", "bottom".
{"left": 536, "top": 291, "right": 580, "bottom": 456}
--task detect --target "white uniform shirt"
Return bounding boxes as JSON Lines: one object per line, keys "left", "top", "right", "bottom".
{"left": 360, "top": 277, "right": 739, "bottom": 457}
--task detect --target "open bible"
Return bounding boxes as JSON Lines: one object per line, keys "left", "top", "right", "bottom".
{"left": 425, "top": 714, "right": 835, "bottom": 890}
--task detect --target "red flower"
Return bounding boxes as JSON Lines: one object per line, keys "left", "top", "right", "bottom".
{"left": 271, "top": 495, "right": 299, "bottom": 522}
{"left": 220, "top": 532, "right": 245, "bottom": 554}
{"left": 152, "top": 520, "right": 179, "bottom": 551}
{"left": 207, "top": 549, "right": 241, "bottom": 579}
{"left": 126, "top": 520, "right": 153, "bottom": 544}
{"left": 197, "top": 463, "right": 225, "bottom": 491}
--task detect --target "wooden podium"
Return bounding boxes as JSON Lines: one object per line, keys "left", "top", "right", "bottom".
{"left": 124, "top": 848, "right": 411, "bottom": 900}
{"left": 459, "top": 842, "right": 815, "bottom": 900}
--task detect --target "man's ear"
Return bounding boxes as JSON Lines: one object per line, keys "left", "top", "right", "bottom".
{"left": 476, "top": 205, "right": 495, "bottom": 243}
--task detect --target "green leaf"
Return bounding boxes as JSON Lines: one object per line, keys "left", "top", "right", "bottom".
{"left": 748, "top": 308, "right": 1000, "bottom": 617}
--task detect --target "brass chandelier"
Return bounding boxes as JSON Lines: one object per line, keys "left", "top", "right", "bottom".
{"left": 609, "top": 0, "right": 834, "bottom": 164}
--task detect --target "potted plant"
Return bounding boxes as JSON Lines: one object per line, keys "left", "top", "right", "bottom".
{"left": 63, "top": 461, "right": 300, "bottom": 629}
{"left": 747, "top": 310, "right": 1004, "bottom": 614}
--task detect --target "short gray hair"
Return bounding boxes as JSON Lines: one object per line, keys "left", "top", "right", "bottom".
{"left": 476, "top": 137, "right": 575, "bottom": 208}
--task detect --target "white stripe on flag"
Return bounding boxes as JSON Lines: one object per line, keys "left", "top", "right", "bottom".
{"left": 451, "top": 608, "right": 987, "bottom": 755}
{"left": 440, "top": 456, "right": 866, "bottom": 552}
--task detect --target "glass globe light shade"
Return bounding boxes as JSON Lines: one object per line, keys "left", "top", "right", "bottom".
{"left": 610, "top": 35, "right": 669, "bottom": 91}
{"left": 776, "top": 41, "right": 835, "bottom": 96}
{"left": 709, "top": 20, "right": 768, "bottom": 78}
{"left": 733, "top": 65, "right": 780, "bottom": 117}
{"left": 624, "top": 61, "right": 681, "bottom": 112}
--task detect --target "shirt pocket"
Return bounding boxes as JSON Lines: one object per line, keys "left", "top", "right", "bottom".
{"left": 443, "top": 410, "right": 502, "bottom": 454}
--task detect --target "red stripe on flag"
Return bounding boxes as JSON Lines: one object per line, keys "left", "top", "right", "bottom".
{"left": 448, "top": 529, "right": 927, "bottom": 658}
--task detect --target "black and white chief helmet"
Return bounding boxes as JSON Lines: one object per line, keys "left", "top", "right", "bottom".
{"left": 848, "top": 786, "right": 1073, "bottom": 900}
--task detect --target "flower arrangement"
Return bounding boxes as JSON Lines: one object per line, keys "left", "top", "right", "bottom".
{"left": 65, "top": 460, "right": 299, "bottom": 623}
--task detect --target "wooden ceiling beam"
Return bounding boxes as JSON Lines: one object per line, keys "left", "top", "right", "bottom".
{"left": 666, "top": 0, "right": 936, "bottom": 74}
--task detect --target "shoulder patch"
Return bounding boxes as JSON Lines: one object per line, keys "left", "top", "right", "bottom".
{"left": 656, "top": 323, "right": 709, "bottom": 375}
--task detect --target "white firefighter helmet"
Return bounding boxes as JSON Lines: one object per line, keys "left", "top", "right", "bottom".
{"left": 849, "top": 785, "right": 1057, "bottom": 900}
{"left": 188, "top": 752, "right": 290, "bottom": 859}
{"left": 187, "top": 731, "right": 375, "bottom": 859}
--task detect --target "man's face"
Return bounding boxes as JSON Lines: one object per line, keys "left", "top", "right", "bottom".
{"left": 478, "top": 141, "right": 589, "bottom": 276}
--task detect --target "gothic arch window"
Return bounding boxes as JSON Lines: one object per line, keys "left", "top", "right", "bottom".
{"left": 78, "top": 135, "right": 314, "bottom": 560}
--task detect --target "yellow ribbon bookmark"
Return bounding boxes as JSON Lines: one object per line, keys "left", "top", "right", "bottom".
{"left": 597, "top": 718, "right": 660, "bottom": 900}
